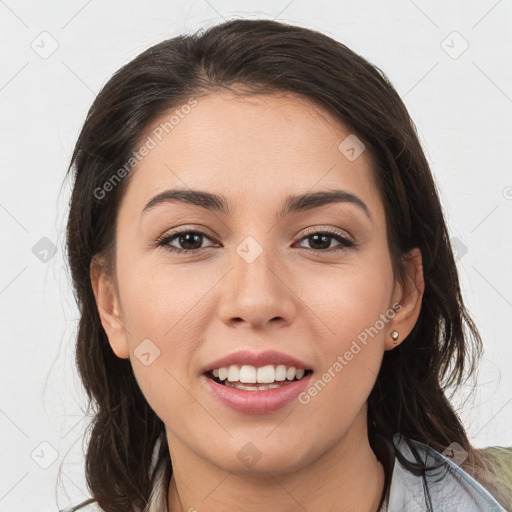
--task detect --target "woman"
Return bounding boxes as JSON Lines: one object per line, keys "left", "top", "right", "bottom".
{"left": 61, "top": 18, "right": 510, "bottom": 512}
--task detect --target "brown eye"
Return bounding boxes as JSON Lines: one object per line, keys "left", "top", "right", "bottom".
{"left": 295, "top": 230, "right": 355, "bottom": 253}
{"left": 156, "top": 230, "right": 216, "bottom": 253}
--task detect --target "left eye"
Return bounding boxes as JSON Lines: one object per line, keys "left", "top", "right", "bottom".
{"left": 295, "top": 232, "right": 355, "bottom": 252}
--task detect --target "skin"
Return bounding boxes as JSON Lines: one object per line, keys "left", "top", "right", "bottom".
{"left": 91, "top": 90, "right": 424, "bottom": 511}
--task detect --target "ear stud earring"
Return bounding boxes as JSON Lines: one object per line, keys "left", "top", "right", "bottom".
{"left": 391, "top": 330, "right": 399, "bottom": 344}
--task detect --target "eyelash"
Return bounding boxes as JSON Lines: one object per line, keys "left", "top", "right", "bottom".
{"left": 154, "top": 227, "right": 356, "bottom": 255}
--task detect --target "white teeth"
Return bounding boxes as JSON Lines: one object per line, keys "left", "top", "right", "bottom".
{"left": 275, "top": 364, "right": 287, "bottom": 381}
{"left": 239, "top": 365, "right": 257, "bottom": 383}
{"left": 225, "top": 381, "right": 283, "bottom": 391}
{"left": 210, "top": 364, "right": 309, "bottom": 384}
{"left": 227, "top": 365, "right": 240, "bottom": 382}
{"left": 257, "top": 365, "right": 275, "bottom": 383}
{"left": 286, "top": 366, "right": 296, "bottom": 380}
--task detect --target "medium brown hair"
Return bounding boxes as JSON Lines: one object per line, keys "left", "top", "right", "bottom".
{"left": 65, "top": 18, "right": 505, "bottom": 511}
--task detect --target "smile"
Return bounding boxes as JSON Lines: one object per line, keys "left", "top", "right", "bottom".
{"left": 207, "top": 364, "right": 313, "bottom": 391}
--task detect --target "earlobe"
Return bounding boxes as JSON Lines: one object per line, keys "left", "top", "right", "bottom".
{"left": 385, "top": 248, "right": 425, "bottom": 350}
{"left": 90, "top": 255, "right": 130, "bottom": 359}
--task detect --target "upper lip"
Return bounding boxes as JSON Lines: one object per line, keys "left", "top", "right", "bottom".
{"left": 202, "top": 349, "right": 312, "bottom": 373}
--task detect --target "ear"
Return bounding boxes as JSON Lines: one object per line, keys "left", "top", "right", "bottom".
{"left": 385, "top": 247, "right": 425, "bottom": 350}
{"left": 90, "top": 255, "right": 130, "bottom": 359}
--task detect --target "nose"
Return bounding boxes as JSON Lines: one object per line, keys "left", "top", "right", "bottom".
{"left": 217, "top": 243, "right": 297, "bottom": 330}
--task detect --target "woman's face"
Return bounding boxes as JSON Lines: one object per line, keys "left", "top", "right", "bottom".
{"left": 96, "top": 90, "right": 420, "bottom": 475}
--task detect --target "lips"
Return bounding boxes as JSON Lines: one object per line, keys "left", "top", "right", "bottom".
{"left": 200, "top": 349, "right": 314, "bottom": 414}
{"left": 200, "top": 371, "right": 313, "bottom": 414}
{"left": 202, "top": 349, "right": 312, "bottom": 373}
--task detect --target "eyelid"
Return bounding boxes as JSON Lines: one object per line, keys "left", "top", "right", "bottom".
{"left": 155, "top": 225, "right": 219, "bottom": 242}
{"left": 298, "top": 225, "right": 354, "bottom": 243}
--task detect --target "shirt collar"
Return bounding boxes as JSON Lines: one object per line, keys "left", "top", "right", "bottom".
{"left": 144, "top": 433, "right": 505, "bottom": 512}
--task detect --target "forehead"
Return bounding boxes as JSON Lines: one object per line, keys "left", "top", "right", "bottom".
{"left": 120, "top": 90, "right": 382, "bottom": 220}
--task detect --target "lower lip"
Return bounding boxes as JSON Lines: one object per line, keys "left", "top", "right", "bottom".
{"left": 200, "top": 373, "right": 313, "bottom": 414}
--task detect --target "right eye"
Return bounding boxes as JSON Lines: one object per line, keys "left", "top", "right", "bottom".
{"left": 155, "top": 229, "right": 218, "bottom": 254}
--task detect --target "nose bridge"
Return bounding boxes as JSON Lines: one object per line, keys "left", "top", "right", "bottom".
{"left": 217, "top": 234, "right": 296, "bottom": 328}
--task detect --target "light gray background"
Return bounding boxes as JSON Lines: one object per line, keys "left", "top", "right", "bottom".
{"left": 1, "top": 0, "right": 511, "bottom": 510}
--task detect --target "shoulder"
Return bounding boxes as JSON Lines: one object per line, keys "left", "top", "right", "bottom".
{"left": 480, "top": 445, "right": 512, "bottom": 510}
{"left": 387, "top": 433, "right": 506, "bottom": 511}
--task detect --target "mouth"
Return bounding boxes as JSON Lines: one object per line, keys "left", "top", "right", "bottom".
{"left": 204, "top": 364, "right": 314, "bottom": 391}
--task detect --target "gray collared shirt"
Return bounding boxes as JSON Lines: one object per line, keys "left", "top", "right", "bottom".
{"left": 381, "top": 434, "right": 506, "bottom": 511}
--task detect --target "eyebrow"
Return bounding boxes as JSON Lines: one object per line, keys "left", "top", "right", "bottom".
{"left": 141, "top": 188, "right": 371, "bottom": 221}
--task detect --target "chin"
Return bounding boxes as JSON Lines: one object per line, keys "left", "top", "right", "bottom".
{"left": 204, "top": 437, "right": 316, "bottom": 477}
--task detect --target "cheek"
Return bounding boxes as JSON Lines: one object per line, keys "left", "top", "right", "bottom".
{"left": 114, "top": 254, "right": 226, "bottom": 422}
{"left": 295, "top": 252, "right": 393, "bottom": 410}
{"left": 297, "top": 248, "right": 394, "bottom": 343}
{"left": 297, "top": 287, "right": 388, "bottom": 432}
{"left": 116, "top": 254, "right": 212, "bottom": 344}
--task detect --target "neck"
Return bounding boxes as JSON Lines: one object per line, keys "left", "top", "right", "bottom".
{"left": 167, "top": 411, "right": 386, "bottom": 512}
